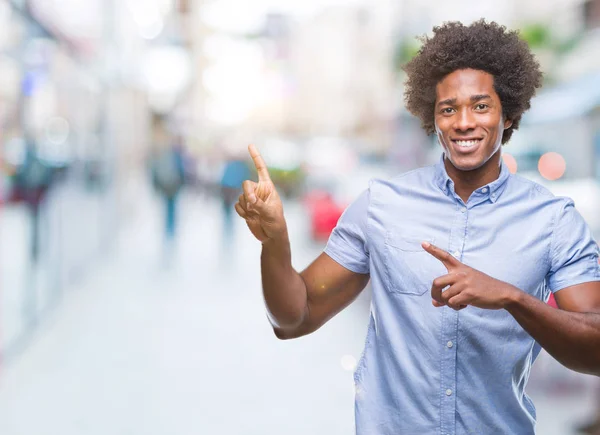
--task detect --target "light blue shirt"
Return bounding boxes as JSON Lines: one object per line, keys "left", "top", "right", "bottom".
{"left": 324, "top": 154, "right": 600, "bottom": 434}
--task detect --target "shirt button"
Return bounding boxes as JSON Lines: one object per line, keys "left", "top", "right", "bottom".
{"left": 446, "top": 389, "right": 453, "bottom": 396}
{"left": 447, "top": 341, "right": 453, "bottom": 348}
{"left": 491, "top": 193, "right": 496, "bottom": 199}
{"left": 460, "top": 207, "right": 467, "bottom": 213}
{"left": 481, "top": 187, "right": 488, "bottom": 193}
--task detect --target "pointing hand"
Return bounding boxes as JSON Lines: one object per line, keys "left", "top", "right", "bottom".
{"left": 234, "top": 145, "right": 286, "bottom": 243}
{"left": 422, "top": 242, "right": 518, "bottom": 311}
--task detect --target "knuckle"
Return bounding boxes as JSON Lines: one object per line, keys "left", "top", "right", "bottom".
{"left": 242, "top": 180, "right": 253, "bottom": 192}
{"left": 447, "top": 298, "right": 459, "bottom": 309}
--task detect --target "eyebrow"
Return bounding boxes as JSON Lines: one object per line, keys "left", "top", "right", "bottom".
{"left": 437, "top": 94, "right": 492, "bottom": 107}
{"left": 470, "top": 94, "right": 492, "bottom": 102}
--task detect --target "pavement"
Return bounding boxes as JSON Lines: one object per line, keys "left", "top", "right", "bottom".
{"left": 0, "top": 185, "right": 597, "bottom": 435}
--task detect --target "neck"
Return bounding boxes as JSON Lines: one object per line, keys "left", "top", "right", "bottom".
{"left": 444, "top": 150, "right": 502, "bottom": 203}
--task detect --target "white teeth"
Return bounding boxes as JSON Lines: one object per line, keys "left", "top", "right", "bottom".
{"left": 455, "top": 140, "right": 480, "bottom": 147}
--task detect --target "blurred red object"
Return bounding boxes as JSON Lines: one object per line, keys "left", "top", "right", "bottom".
{"left": 547, "top": 293, "right": 558, "bottom": 308}
{"left": 303, "top": 190, "right": 345, "bottom": 241}
{"left": 547, "top": 258, "right": 600, "bottom": 308}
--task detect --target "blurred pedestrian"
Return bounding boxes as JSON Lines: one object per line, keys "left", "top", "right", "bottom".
{"left": 13, "top": 138, "right": 54, "bottom": 263}
{"left": 150, "top": 134, "right": 186, "bottom": 253}
{"left": 219, "top": 153, "right": 251, "bottom": 237}
{"left": 234, "top": 20, "right": 600, "bottom": 434}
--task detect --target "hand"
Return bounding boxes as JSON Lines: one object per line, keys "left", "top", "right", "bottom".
{"left": 421, "top": 242, "right": 518, "bottom": 311}
{"left": 234, "top": 144, "right": 286, "bottom": 243}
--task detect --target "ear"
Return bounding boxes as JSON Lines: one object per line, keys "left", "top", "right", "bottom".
{"left": 503, "top": 118, "right": 513, "bottom": 130}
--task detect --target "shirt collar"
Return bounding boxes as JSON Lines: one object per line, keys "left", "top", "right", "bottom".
{"left": 433, "top": 153, "right": 510, "bottom": 204}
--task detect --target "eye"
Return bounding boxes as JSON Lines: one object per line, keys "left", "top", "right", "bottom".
{"left": 475, "top": 103, "right": 489, "bottom": 110}
{"left": 441, "top": 107, "right": 455, "bottom": 114}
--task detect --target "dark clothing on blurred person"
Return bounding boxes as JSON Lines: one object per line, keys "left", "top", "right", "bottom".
{"left": 152, "top": 147, "right": 186, "bottom": 199}
{"left": 151, "top": 146, "right": 186, "bottom": 242}
{"left": 13, "top": 146, "right": 54, "bottom": 262}
{"left": 219, "top": 158, "right": 251, "bottom": 232}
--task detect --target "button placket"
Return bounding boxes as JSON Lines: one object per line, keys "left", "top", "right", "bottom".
{"left": 439, "top": 194, "right": 466, "bottom": 435}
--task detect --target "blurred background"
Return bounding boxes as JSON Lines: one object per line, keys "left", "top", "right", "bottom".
{"left": 0, "top": 0, "right": 598, "bottom": 434}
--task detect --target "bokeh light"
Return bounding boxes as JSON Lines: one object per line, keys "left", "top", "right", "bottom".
{"left": 340, "top": 355, "right": 357, "bottom": 371}
{"left": 538, "top": 152, "right": 566, "bottom": 181}
{"left": 502, "top": 152, "right": 518, "bottom": 174}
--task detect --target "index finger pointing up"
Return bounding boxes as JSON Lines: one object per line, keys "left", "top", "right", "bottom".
{"left": 421, "top": 241, "right": 461, "bottom": 270}
{"left": 248, "top": 144, "right": 271, "bottom": 182}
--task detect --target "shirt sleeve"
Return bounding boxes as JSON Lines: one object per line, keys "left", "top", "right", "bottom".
{"left": 323, "top": 187, "right": 370, "bottom": 275}
{"left": 547, "top": 199, "right": 600, "bottom": 293}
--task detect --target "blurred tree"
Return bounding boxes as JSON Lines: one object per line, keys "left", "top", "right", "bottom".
{"left": 519, "top": 23, "right": 552, "bottom": 49}
{"left": 393, "top": 38, "right": 421, "bottom": 72}
{"left": 519, "top": 22, "right": 583, "bottom": 54}
{"left": 393, "top": 23, "right": 583, "bottom": 84}
{"left": 518, "top": 22, "right": 583, "bottom": 84}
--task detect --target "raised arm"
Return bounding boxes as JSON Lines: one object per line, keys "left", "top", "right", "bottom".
{"left": 235, "top": 145, "right": 369, "bottom": 339}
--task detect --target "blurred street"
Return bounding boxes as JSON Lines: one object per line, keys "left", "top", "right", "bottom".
{"left": 0, "top": 181, "right": 597, "bottom": 435}
{"left": 0, "top": 181, "right": 370, "bottom": 435}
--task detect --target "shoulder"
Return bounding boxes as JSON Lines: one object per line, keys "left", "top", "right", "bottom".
{"left": 507, "top": 173, "right": 573, "bottom": 207}
{"left": 505, "top": 174, "right": 582, "bottom": 236}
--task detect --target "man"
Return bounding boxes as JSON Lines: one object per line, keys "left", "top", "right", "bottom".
{"left": 219, "top": 152, "right": 252, "bottom": 236}
{"left": 234, "top": 20, "right": 600, "bottom": 434}
{"left": 150, "top": 133, "right": 186, "bottom": 250}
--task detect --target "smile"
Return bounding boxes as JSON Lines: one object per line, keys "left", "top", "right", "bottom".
{"left": 453, "top": 139, "right": 482, "bottom": 148}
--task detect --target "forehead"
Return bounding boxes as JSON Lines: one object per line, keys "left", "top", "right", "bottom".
{"left": 435, "top": 69, "right": 498, "bottom": 101}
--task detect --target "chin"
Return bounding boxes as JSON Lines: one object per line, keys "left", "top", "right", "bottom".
{"left": 445, "top": 154, "right": 486, "bottom": 172}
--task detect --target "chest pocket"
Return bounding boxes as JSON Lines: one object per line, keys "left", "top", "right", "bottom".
{"left": 383, "top": 232, "right": 449, "bottom": 296}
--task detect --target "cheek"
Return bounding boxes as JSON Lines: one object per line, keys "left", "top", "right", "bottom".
{"left": 483, "top": 113, "right": 504, "bottom": 130}
{"left": 434, "top": 118, "right": 447, "bottom": 136}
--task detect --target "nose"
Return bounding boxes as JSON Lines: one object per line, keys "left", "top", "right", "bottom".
{"left": 453, "top": 108, "right": 476, "bottom": 132}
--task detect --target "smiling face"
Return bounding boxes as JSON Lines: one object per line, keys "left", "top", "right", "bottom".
{"left": 434, "top": 69, "right": 512, "bottom": 172}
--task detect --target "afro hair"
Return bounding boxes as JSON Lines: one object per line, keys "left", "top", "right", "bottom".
{"left": 403, "top": 19, "right": 543, "bottom": 144}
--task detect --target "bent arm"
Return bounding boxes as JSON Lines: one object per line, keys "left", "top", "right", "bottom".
{"left": 261, "top": 233, "right": 369, "bottom": 339}
{"left": 505, "top": 281, "right": 600, "bottom": 376}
